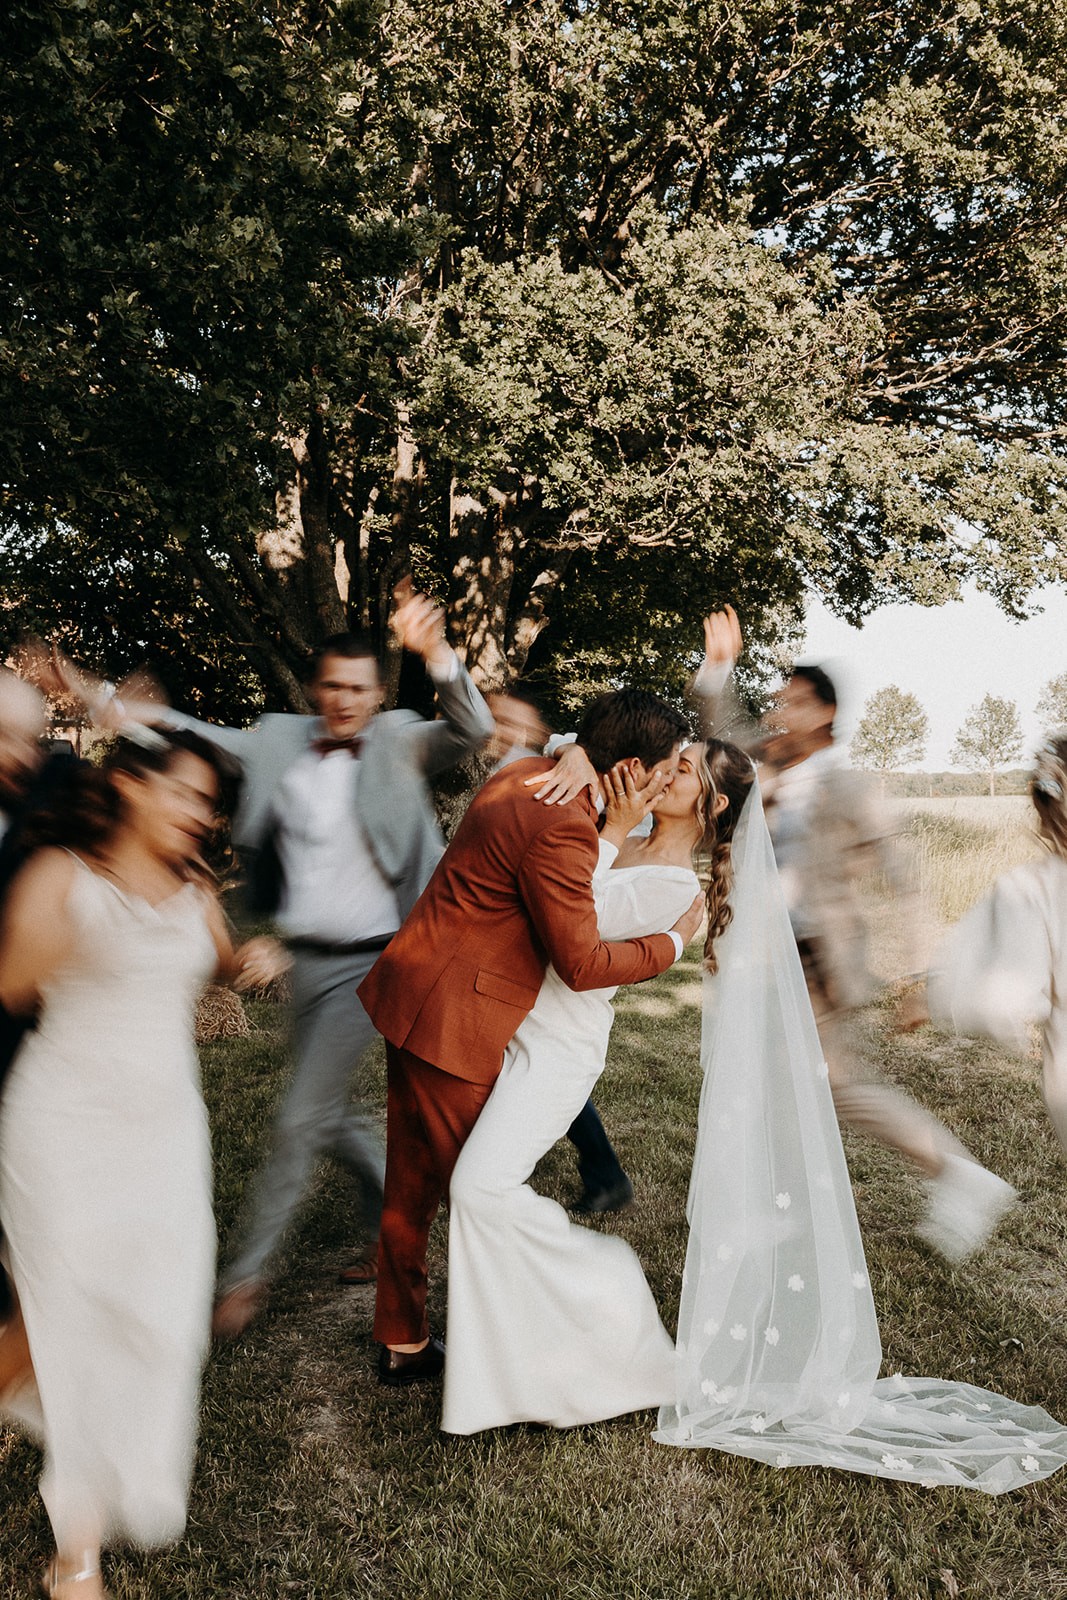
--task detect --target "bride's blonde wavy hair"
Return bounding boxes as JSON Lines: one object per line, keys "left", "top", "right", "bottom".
{"left": 691, "top": 738, "right": 756, "bottom": 974}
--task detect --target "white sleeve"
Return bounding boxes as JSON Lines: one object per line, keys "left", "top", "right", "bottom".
{"left": 928, "top": 871, "right": 1053, "bottom": 1055}
{"left": 593, "top": 839, "right": 619, "bottom": 882}
{"left": 594, "top": 868, "right": 698, "bottom": 943}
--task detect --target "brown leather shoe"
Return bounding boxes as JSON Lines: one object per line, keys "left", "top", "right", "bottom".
{"left": 212, "top": 1279, "right": 266, "bottom": 1340}
{"left": 337, "top": 1249, "right": 378, "bottom": 1285}
{"left": 377, "top": 1334, "right": 445, "bottom": 1386}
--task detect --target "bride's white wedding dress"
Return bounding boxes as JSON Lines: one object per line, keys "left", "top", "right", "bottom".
{"left": 0, "top": 858, "right": 217, "bottom": 1547}
{"left": 656, "top": 785, "right": 1067, "bottom": 1493}
{"left": 442, "top": 844, "right": 697, "bottom": 1435}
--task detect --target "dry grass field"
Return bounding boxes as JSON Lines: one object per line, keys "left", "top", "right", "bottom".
{"left": 3, "top": 796, "right": 1066, "bottom": 1599}
{"left": 895, "top": 797, "right": 1040, "bottom": 927}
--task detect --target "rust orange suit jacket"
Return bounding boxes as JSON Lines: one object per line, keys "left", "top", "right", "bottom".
{"left": 358, "top": 757, "right": 678, "bottom": 1085}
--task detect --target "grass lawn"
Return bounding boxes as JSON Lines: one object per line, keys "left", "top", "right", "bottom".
{"left": 3, "top": 803, "right": 1067, "bottom": 1598}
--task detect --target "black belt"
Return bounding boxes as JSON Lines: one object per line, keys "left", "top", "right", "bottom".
{"left": 285, "top": 932, "right": 396, "bottom": 957}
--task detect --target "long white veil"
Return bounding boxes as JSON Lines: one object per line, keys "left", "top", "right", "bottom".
{"left": 655, "top": 779, "right": 1067, "bottom": 1492}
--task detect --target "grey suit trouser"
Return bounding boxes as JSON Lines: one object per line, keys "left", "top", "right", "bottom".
{"left": 220, "top": 946, "right": 386, "bottom": 1291}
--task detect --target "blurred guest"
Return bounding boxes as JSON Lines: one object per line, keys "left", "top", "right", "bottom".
{"left": 929, "top": 732, "right": 1067, "bottom": 1160}
{"left": 0, "top": 670, "right": 84, "bottom": 1321}
{"left": 0, "top": 728, "right": 281, "bottom": 1600}
{"left": 0, "top": 671, "right": 65, "bottom": 1073}
{"left": 485, "top": 687, "right": 548, "bottom": 768}
{"left": 692, "top": 617, "right": 1017, "bottom": 1262}
{"left": 89, "top": 587, "right": 495, "bottom": 1334}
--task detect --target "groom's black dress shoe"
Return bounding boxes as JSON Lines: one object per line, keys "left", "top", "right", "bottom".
{"left": 570, "top": 1178, "right": 635, "bottom": 1216}
{"left": 377, "top": 1335, "right": 446, "bottom": 1387}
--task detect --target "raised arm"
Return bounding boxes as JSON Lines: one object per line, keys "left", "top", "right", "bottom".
{"left": 38, "top": 642, "right": 258, "bottom": 761}
{"left": 687, "top": 605, "right": 757, "bottom": 745}
{"left": 388, "top": 583, "right": 494, "bottom": 775}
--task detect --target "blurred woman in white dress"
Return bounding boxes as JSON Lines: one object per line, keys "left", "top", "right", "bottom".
{"left": 443, "top": 739, "right": 753, "bottom": 1435}
{"left": 928, "top": 732, "right": 1067, "bottom": 1160}
{"left": 0, "top": 728, "right": 280, "bottom": 1599}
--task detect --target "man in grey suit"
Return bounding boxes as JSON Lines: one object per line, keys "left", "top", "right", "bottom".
{"left": 143, "top": 588, "right": 495, "bottom": 1335}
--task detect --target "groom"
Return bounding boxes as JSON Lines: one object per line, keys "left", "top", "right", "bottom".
{"left": 359, "top": 688, "right": 703, "bottom": 1383}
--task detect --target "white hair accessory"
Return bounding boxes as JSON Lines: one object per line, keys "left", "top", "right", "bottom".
{"left": 121, "top": 722, "right": 170, "bottom": 752}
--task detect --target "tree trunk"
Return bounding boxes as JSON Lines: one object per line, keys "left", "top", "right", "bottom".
{"left": 293, "top": 417, "right": 348, "bottom": 641}
{"left": 444, "top": 474, "right": 577, "bottom": 687}
{"left": 447, "top": 481, "right": 516, "bottom": 688}
{"left": 378, "top": 404, "right": 421, "bottom": 706}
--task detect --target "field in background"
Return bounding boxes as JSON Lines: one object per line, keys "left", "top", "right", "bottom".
{"left": 895, "top": 796, "right": 1040, "bottom": 927}
{"left": 3, "top": 801, "right": 1067, "bottom": 1598}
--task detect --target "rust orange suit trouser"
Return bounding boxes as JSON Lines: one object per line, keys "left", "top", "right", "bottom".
{"left": 373, "top": 1043, "right": 495, "bottom": 1346}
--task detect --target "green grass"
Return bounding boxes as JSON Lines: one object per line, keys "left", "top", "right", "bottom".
{"left": 5, "top": 875, "right": 1067, "bottom": 1596}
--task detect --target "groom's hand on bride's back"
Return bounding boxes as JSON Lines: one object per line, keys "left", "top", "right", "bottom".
{"left": 671, "top": 893, "right": 706, "bottom": 951}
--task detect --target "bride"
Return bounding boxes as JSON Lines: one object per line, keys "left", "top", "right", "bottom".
{"left": 442, "top": 737, "right": 753, "bottom": 1435}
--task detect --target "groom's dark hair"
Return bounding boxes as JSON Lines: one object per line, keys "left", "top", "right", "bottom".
{"left": 577, "top": 689, "right": 689, "bottom": 774}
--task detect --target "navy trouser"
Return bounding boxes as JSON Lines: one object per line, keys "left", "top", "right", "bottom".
{"left": 565, "top": 1099, "right": 628, "bottom": 1194}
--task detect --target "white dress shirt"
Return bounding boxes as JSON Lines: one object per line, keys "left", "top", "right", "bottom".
{"left": 272, "top": 747, "right": 401, "bottom": 944}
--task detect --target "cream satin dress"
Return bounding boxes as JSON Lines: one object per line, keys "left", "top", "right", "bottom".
{"left": 0, "top": 859, "right": 217, "bottom": 1548}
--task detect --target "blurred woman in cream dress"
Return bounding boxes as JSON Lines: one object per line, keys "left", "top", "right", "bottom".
{"left": 928, "top": 732, "right": 1067, "bottom": 1161}
{"left": 0, "top": 728, "right": 280, "bottom": 1599}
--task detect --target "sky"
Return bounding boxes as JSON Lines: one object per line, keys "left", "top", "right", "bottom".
{"left": 798, "top": 583, "right": 1067, "bottom": 769}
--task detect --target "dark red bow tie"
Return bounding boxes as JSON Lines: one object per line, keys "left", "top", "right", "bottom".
{"left": 311, "top": 735, "right": 364, "bottom": 758}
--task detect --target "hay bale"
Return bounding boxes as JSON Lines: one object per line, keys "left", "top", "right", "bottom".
{"left": 195, "top": 984, "right": 251, "bottom": 1042}
{"left": 243, "top": 969, "right": 292, "bottom": 1005}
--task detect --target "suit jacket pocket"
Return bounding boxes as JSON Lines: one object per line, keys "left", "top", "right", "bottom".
{"left": 473, "top": 969, "right": 539, "bottom": 1010}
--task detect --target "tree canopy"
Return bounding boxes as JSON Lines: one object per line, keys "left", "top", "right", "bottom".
{"left": 850, "top": 685, "right": 929, "bottom": 774}
{"left": 4, "top": 0, "right": 1067, "bottom": 720}
{"left": 950, "top": 693, "right": 1024, "bottom": 795}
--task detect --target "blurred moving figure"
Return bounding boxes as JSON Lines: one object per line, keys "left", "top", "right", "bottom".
{"left": 929, "top": 732, "right": 1067, "bottom": 1160}
{"left": 484, "top": 686, "right": 548, "bottom": 768}
{"left": 694, "top": 614, "right": 1016, "bottom": 1263}
{"left": 0, "top": 729, "right": 281, "bottom": 1600}
{"left": 109, "top": 587, "right": 495, "bottom": 1335}
{"left": 0, "top": 671, "right": 81, "bottom": 1322}
{"left": 0, "top": 673, "right": 53, "bottom": 1083}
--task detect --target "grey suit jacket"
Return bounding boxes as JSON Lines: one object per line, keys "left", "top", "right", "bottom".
{"left": 167, "top": 662, "right": 494, "bottom": 921}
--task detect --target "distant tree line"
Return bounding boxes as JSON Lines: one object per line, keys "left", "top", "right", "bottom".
{"left": 850, "top": 672, "right": 1067, "bottom": 796}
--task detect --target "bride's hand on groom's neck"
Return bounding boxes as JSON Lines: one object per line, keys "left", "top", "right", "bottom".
{"left": 600, "top": 763, "right": 668, "bottom": 848}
